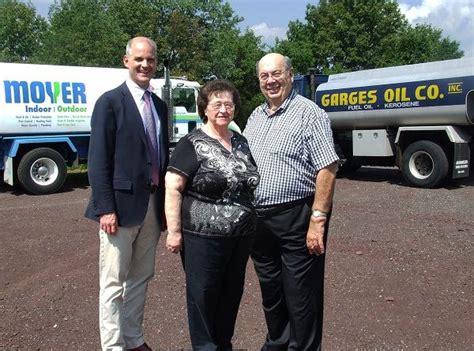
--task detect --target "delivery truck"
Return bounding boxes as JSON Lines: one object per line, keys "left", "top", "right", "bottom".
{"left": 0, "top": 63, "right": 202, "bottom": 194}
{"left": 294, "top": 57, "right": 474, "bottom": 188}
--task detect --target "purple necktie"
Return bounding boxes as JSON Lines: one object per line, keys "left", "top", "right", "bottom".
{"left": 143, "top": 91, "right": 159, "bottom": 185}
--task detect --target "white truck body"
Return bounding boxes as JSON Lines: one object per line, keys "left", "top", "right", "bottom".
{"left": 0, "top": 63, "right": 201, "bottom": 194}
{"left": 0, "top": 63, "right": 201, "bottom": 135}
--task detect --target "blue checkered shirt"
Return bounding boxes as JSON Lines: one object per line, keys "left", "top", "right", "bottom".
{"left": 243, "top": 89, "right": 339, "bottom": 207}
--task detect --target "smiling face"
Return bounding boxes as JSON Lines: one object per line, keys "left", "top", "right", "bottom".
{"left": 204, "top": 91, "right": 235, "bottom": 129}
{"left": 257, "top": 53, "right": 293, "bottom": 109}
{"left": 123, "top": 37, "right": 157, "bottom": 89}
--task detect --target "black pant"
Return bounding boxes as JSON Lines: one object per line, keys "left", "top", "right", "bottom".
{"left": 252, "top": 199, "right": 330, "bottom": 351}
{"left": 183, "top": 233, "right": 253, "bottom": 351}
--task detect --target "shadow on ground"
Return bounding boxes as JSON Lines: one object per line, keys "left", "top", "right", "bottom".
{"left": 0, "top": 171, "right": 89, "bottom": 196}
{"left": 339, "top": 166, "right": 474, "bottom": 189}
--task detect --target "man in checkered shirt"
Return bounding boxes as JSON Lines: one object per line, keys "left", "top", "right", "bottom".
{"left": 243, "top": 53, "right": 339, "bottom": 350}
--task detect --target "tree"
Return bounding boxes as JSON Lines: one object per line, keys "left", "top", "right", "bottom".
{"left": 22, "top": 0, "right": 264, "bottom": 125}
{"left": 274, "top": 20, "right": 314, "bottom": 74}
{"left": 207, "top": 28, "right": 265, "bottom": 125}
{"left": 275, "top": 0, "right": 463, "bottom": 74}
{"left": 0, "top": 0, "right": 48, "bottom": 62}
{"left": 108, "top": 0, "right": 264, "bottom": 124}
{"left": 36, "top": 0, "right": 128, "bottom": 67}
{"left": 107, "top": 0, "right": 243, "bottom": 77}
{"left": 387, "top": 24, "right": 463, "bottom": 65}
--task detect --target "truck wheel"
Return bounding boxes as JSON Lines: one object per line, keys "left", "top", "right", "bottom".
{"left": 402, "top": 141, "right": 448, "bottom": 188}
{"left": 17, "top": 148, "right": 67, "bottom": 195}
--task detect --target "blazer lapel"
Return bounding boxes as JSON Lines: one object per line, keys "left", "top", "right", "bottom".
{"left": 119, "top": 83, "right": 149, "bottom": 148}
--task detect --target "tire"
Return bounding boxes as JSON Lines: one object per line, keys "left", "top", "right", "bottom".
{"left": 17, "top": 148, "right": 67, "bottom": 195}
{"left": 402, "top": 140, "right": 449, "bottom": 188}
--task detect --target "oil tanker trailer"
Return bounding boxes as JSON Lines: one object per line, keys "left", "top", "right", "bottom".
{"left": 295, "top": 57, "right": 474, "bottom": 188}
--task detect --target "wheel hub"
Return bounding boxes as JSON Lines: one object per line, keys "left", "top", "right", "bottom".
{"left": 36, "top": 165, "right": 50, "bottom": 179}
{"left": 30, "top": 158, "right": 59, "bottom": 185}
{"left": 410, "top": 151, "right": 433, "bottom": 179}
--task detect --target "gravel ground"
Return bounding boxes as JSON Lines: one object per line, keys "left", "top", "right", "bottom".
{"left": 1, "top": 168, "right": 473, "bottom": 350}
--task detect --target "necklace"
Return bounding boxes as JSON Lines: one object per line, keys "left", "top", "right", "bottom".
{"left": 202, "top": 125, "right": 233, "bottom": 151}
{"left": 202, "top": 125, "right": 232, "bottom": 142}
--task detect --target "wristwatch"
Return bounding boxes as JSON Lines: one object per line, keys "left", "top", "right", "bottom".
{"left": 311, "top": 210, "right": 327, "bottom": 219}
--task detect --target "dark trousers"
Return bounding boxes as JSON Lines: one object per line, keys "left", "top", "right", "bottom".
{"left": 252, "top": 199, "right": 330, "bottom": 351}
{"left": 183, "top": 233, "right": 253, "bottom": 351}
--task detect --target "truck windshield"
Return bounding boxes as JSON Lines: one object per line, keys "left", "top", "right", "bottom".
{"left": 172, "top": 88, "right": 196, "bottom": 113}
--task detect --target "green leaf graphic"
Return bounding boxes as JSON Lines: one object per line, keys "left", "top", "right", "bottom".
{"left": 53, "top": 82, "right": 61, "bottom": 103}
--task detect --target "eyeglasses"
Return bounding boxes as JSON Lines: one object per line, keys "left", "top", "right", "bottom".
{"left": 258, "top": 69, "right": 287, "bottom": 82}
{"left": 208, "top": 102, "right": 235, "bottom": 111}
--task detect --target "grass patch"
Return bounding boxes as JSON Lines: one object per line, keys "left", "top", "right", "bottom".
{"left": 68, "top": 164, "right": 88, "bottom": 174}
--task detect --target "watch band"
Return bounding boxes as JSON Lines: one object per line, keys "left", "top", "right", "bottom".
{"left": 311, "top": 210, "right": 327, "bottom": 218}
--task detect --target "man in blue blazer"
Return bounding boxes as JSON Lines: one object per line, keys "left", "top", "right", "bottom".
{"left": 85, "top": 37, "right": 169, "bottom": 351}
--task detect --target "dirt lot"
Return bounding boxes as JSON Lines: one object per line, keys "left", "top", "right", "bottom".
{"left": 1, "top": 168, "right": 473, "bottom": 350}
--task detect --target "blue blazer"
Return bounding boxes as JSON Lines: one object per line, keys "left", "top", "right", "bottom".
{"left": 85, "top": 82, "right": 169, "bottom": 227}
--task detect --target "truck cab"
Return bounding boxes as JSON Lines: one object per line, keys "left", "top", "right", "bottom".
{"left": 151, "top": 78, "right": 202, "bottom": 145}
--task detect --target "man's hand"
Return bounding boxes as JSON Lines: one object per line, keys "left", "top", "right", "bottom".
{"left": 306, "top": 217, "right": 326, "bottom": 255}
{"left": 99, "top": 212, "right": 118, "bottom": 235}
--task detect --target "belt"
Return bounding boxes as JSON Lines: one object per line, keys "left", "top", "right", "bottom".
{"left": 255, "top": 196, "right": 313, "bottom": 217}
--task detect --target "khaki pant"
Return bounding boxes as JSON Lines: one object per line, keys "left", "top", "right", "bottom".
{"left": 98, "top": 194, "right": 161, "bottom": 350}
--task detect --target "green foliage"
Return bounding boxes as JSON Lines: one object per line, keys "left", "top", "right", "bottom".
{"left": 274, "top": 19, "right": 314, "bottom": 74}
{"left": 206, "top": 28, "right": 265, "bottom": 126}
{"left": 275, "top": 0, "right": 463, "bottom": 75}
{"left": 107, "top": 0, "right": 244, "bottom": 78}
{"left": 0, "top": 0, "right": 47, "bottom": 62}
{"left": 387, "top": 24, "right": 464, "bottom": 65}
{"left": 35, "top": 0, "right": 127, "bottom": 66}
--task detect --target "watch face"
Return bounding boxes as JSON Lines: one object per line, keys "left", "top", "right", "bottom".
{"left": 312, "top": 210, "right": 327, "bottom": 218}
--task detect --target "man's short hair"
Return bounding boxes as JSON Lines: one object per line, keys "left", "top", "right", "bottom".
{"left": 255, "top": 54, "right": 293, "bottom": 75}
{"left": 125, "top": 37, "right": 157, "bottom": 57}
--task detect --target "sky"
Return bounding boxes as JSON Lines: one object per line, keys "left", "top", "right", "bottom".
{"left": 29, "top": 0, "right": 474, "bottom": 57}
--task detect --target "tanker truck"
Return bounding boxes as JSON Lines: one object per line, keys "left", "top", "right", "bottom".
{"left": 294, "top": 57, "right": 474, "bottom": 188}
{"left": 0, "top": 62, "right": 203, "bottom": 194}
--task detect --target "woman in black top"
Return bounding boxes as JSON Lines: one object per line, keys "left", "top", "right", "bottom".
{"left": 165, "top": 80, "right": 260, "bottom": 350}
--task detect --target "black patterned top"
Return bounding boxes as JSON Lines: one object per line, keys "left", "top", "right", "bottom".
{"left": 168, "top": 128, "right": 260, "bottom": 238}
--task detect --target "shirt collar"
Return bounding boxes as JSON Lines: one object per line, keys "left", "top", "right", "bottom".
{"left": 125, "top": 78, "right": 152, "bottom": 100}
{"left": 263, "top": 89, "right": 297, "bottom": 116}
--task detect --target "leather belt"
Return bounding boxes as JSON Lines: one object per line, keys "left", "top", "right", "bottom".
{"left": 255, "top": 196, "right": 312, "bottom": 217}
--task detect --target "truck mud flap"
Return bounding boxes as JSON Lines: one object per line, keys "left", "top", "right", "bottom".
{"left": 453, "top": 143, "right": 470, "bottom": 178}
